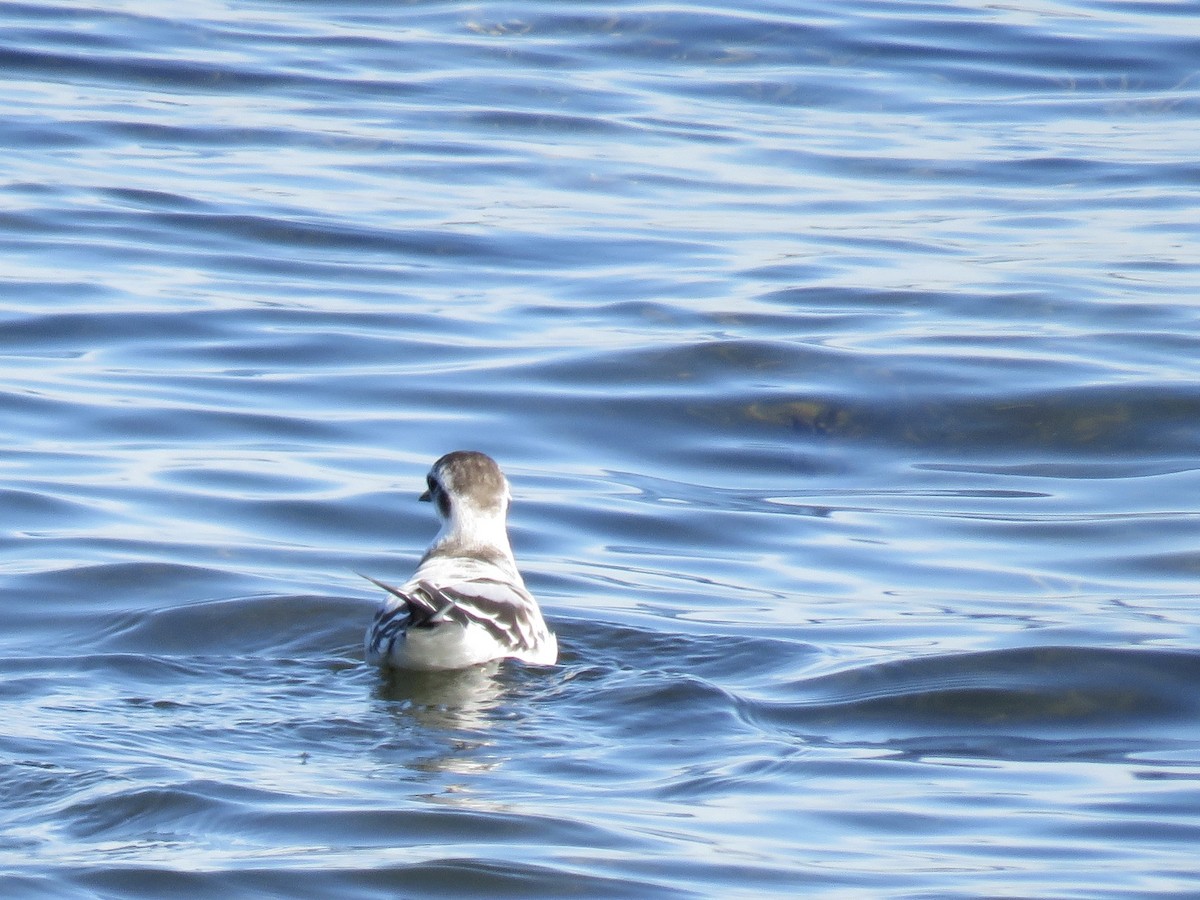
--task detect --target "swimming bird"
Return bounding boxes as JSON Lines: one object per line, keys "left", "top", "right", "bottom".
{"left": 363, "top": 450, "right": 557, "bottom": 671}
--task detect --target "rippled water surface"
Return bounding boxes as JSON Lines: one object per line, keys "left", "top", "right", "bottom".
{"left": 3, "top": 0, "right": 1200, "bottom": 896}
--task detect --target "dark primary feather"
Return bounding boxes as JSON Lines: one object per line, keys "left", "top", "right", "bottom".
{"left": 358, "top": 573, "right": 451, "bottom": 625}
{"left": 366, "top": 603, "right": 409, "bottom": 659}
{"left": 360, "top": 574, "right": 453, "bottom": 660}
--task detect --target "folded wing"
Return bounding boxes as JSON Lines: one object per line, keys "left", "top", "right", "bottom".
{"left": 362, "top": 573, "right": 549, "bottom": 662}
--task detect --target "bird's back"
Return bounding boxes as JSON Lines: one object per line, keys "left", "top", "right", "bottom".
{"left": 365, "top": 555, "right": 556, "bottom": 670}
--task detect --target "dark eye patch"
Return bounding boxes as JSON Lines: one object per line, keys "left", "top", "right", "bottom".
{"left": 426, "top": 475, "right": 453, "bottom": 517}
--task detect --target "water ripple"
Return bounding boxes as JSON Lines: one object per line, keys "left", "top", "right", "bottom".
{"left": 752, "top": 646, "right": 1200, "bottom": 738}
{"left": 3, "top": 0, "right": 1200, "bottom": 895}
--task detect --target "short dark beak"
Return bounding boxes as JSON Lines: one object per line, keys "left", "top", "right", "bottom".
{"left": 419, "top": 489, "right": 432, "bottom": 502}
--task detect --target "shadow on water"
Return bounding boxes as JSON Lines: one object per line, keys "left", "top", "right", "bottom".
{"left": 548, "top": 617, "right": 1200, "bottom": 766}
{"left": 742, "top": 645, "right": 1200, "bottom": 755}
{"left": 92, "top": 591, "right": 366, "bottom": 658}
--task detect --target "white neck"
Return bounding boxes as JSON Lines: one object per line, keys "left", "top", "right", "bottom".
{"left": 430, "top": 504, "right": 514, "bottom": 560}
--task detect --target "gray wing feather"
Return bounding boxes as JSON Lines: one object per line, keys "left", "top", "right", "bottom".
{"left": 418, "top": 578, "right": 545, "bottom": 651}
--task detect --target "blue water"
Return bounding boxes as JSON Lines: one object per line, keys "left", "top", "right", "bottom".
{"left": 3, "top": 1, "right": 1200, "bottom": 896}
